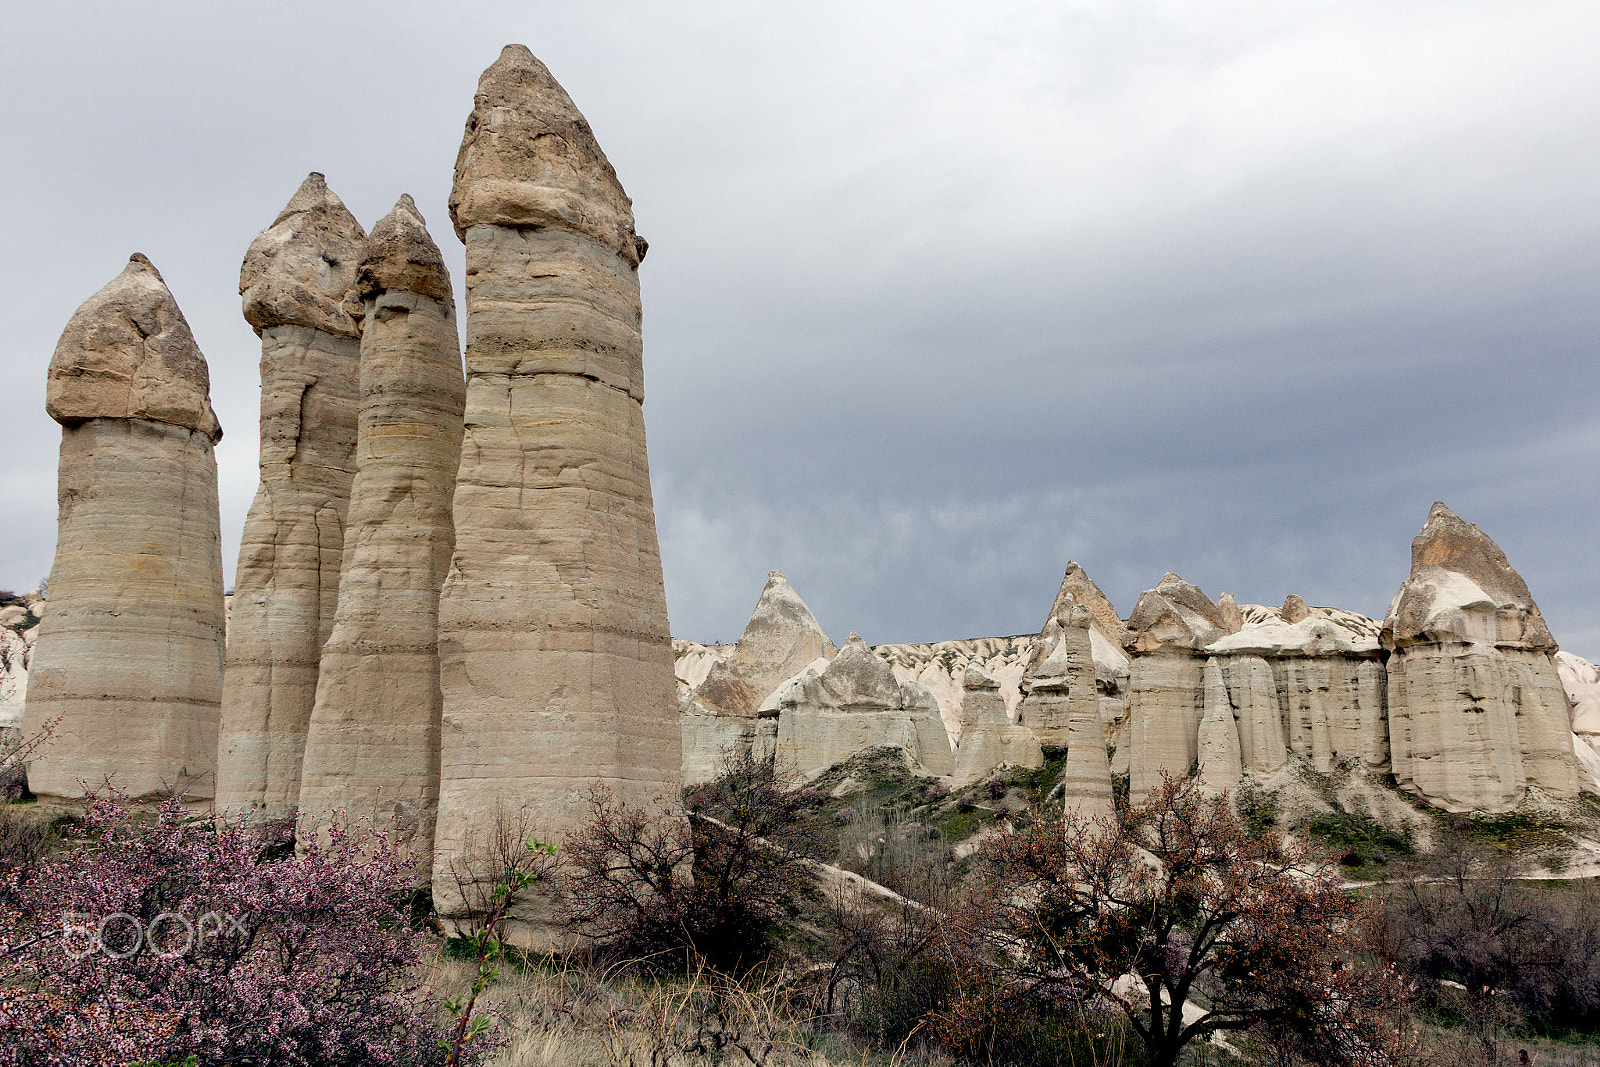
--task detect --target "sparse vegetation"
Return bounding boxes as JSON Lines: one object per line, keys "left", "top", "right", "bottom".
{"left": 13, "top": 726, "right": 1600, "bottom": 1066}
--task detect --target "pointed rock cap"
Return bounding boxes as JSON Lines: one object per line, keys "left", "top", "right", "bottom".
{"left": 689, "top": 569, "right": 838, "bottom": 718}
{"left": 1383, "top": 502, "right": 1555, "bottom": 650}
{"left": 733, "top": 570, "right": 838, "bottom": 663}
{"left": 449, "top": 44, "right": 646, "bottom": 265}
{"left": 240, "top": 172, "right": 366, "bottom": 338}
{"left": 357, "top": 194, "right": 454, "bottom": 304}
{"left": 1217, "top": 593, "right": 1244, "bottom": 633}
{"left": 820, "top": 632, "right": 904, "bottom": 709}
{"left": 1125, "top": 572, "right": 1225, "bottom": 652}
{"left": 963, "top": 661, "right": 999, "bottom": 690}
{"left": 1280, "top": 593, "right": 1312, "bottom": 624}
{"left": 1041, "top": 561, "right": 1130, "bottom": 648}
{"left": 48, "top": 254, "right": 222, "bottom": 442}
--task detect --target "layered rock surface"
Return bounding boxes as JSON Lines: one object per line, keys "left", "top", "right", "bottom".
{"left": 1383, "top": 503, "right": 1577, "bottom": 813}
{"left": 1205, "top": 603, "right": 1386, "bottom": 777}
{"left": 434, "top": 46, "right": 680, "bottom": 910}
{"left": 1124, "top": 573, "right": 1228, "bottom": 797}
{"left": 24, "top": 255, "right": 226, "bottom": 801}
{"left": 1, "top": 607, "right": 39, "bottom": 742}
{"left": 216, "top": 174, "right": 364, "bottom": 816}
{"left": 952, "top": 662, "right": 1043, "bottom": 785}
{"left": 771, "top": 633, "right": 953, "bottom": 777}
{"left": 297, "top": 196, "right": 464, "bottom": 844}
{"left": 681, "top": 572, "right": 836, "bottom": 784}
{"left": 876, "top": 635, "right": 1030, "bottom": 743}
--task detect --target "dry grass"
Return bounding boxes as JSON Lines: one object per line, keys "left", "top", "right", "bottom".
{"left": 425, "top": 951, "right": 890, "bottom": 1067}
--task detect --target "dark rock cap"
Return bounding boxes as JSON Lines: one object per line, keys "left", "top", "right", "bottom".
{"left": 357, "top": 194, "right": 453, "bottom": 304}
{"left": 47, "top": 254, "right": 222, "bottom": 442}
{"left": 449, "top": 44, "right": 647, "bottom": 266}
{"left": 240, "top": 172, "right": 366, "bottom": 337}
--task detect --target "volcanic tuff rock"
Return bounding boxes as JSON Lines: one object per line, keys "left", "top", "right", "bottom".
{"left": 1017, "top": 598, "right": 1115, "bottom": 816}
{"left": 952, "top": 661, "right": 1043, "bottom": 786}
{"left": 1558, "top": 652, "right": 1600, "bottom": 791}
{"left": 772, "top": 634, "right": 953, "bottom": 777}
{"left": 434, "top": 46, "right": 680, "bottom": 916}
{"left": 297, "top": 196, "right": 465, "bottom": 846}
{"left": 24, "top": 256, "right": 225, "bottom": 801}
{"left": 681, "top": 571, "right": 837, "bottom": 784}
{"left": 217, "top": 174, "right": 365, "bottom": 817}
{"left": 1206, "top": 604, "right": 1387, "bottom": 775}
{"left": 1, "top": 619, "right": 36, "bottom": 741}
{"left": 1383, "top": 503, "right": 1576, "bottom": 813}
{"left": 1018, "top": 601, "right": 1100, "bottom": 749}
{"left": 1124, "top": 574, "right": 1221, "bottom": 797}
{"left": 876, "top": 636, "right": 1030, "bottom": 743}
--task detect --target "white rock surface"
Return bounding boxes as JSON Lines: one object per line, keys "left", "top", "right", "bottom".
{"left": 1383, "top": 502, "right": 1577, "bottom": 813}
{"left": 952, "top": 662, "right": 1044, "bottom": 785}
{"left": 876, "top": 635, "right": 1030, "bottom": 743}
{"left": 772, "top": 634, "right": 953, "bottom": 777}
{"left": 673, "top": 641, "right": 734, "bottom": 700}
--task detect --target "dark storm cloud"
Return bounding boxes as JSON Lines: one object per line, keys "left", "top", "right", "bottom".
{"left": 3, "top": 1, "right": 1598, "bottom": 657}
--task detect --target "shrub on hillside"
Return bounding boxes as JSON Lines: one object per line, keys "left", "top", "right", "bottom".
{"left": 559, "top": 751, "right": 819, "bottom": 973}
{"left": 0, "top": 794, "right": 450, "bottom": 1067}
{"left": 1372, "top": 842, "right": 1600, "bottom": 1037}
{"left": 937, "top": 774, "right": 1418, "bottom": 1067}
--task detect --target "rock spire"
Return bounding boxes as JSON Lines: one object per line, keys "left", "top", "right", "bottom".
{"left": 24, "top": 255, "right": 226, "bottom": 801}
{"left": 216, "top": 173, "right": 366, "bottom": 816}
{"left": 297, "top": 196, "right": 464, "bottom": 846}
{"left": 1382, "top": 503, "right": 1576, "bottom": 812}
{"left": 433, "top": 46, "right": 680, "bottom": 916}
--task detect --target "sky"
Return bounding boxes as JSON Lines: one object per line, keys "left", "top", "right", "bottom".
{"left": 2, "top": 1, "right": 1597, "bottom": 656}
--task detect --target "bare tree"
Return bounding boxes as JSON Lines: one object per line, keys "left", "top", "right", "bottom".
{"left": 942, "top": 773, "right": 1417, "bottom": 1067}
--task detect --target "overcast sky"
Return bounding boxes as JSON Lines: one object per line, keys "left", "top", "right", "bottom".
{"left": 3, "top": 1, "right": 1597, "bottom": 656}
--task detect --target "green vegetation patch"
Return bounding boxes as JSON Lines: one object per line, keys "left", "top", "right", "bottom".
{"left": 1304, "top": 809, "right": 1414, "bottom": 868}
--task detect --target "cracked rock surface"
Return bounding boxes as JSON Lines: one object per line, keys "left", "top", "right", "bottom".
{"left": 216, "top": 174, "right": 364, "bottom": 817}
{"left": 433, "top": 46, "right": 680, "bottom": 919}
{"left": 25, "top": 255, "right": 225, "bottom": 802}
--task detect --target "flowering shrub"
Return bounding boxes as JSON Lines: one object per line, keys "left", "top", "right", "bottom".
{"left": 0, "top": 795, "right": 450, "bottom": 1067}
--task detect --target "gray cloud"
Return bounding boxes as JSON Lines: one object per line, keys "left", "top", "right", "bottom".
{"left": 3, "top": 1, "right": 1598, "bottom": 660}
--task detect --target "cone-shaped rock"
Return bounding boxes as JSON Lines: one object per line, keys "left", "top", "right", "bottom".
{"left": 1383, "top": 503, "right": 1576, "bottom": 812}
{"left": 681, "top": 570, "right": 837, "bottom": 785}
{"left": 434, "top": 47, "right": 680, "bottom": 914}
{"left": 24, "top": 255, "right": 225, "bottom": 801}
{"left": 217, "top": 174, "right": 365, "bottom": 816}
{"left": 297, "top": 196, "right": 464, "bottom": 846}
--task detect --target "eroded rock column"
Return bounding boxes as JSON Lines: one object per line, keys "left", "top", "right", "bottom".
{"left": 24, "top": 255, "right": 225, "bottom": 801}
{"left": 433, "top": 46, "right": 681, "bottom": 906}
{"left": 297, "top": 196, "right": 464, "bottom": 846}
{"left": 216, "top": 173, "right": 365, "bottom": 816}
{"left": 1383, "top": 502, "right": 1577, "bottom": 813}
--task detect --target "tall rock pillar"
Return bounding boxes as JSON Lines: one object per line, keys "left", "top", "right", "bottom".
{"left": 23, "top": 255, "right": 225, "bottom": 801}
{"left": 298, "top": 196, "right": 465, "bottom": 845}
{"left": 1383, "top": 502, "right": 1577, "bottom": 813}
{"left": 216, "top": 174, "right": 365, "bottom": 816}
{"left": 433, "top": 46, "right": 681, "bottom": 907}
